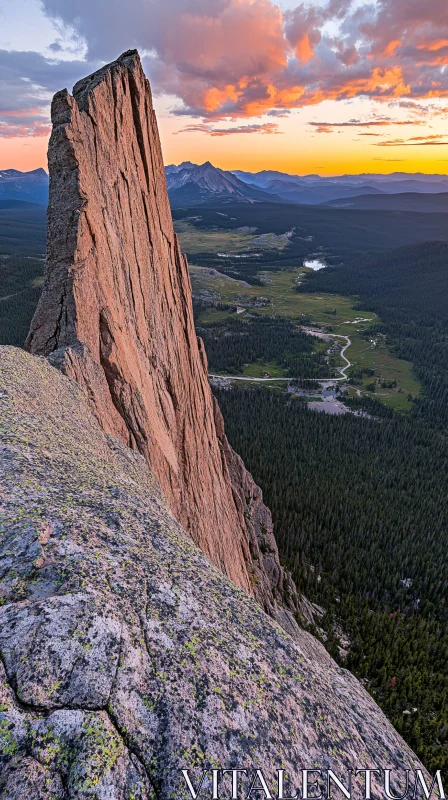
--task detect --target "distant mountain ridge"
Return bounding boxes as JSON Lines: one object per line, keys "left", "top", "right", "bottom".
{"left": 165, "top": 160, "right": 279, "bottom": 206}
{"left": 5, "top": 161, "right": 448, "bottom": 209}
{"left": 165, "top": 163, "right": 448, "bottom": 207}
{"left": 0, "top": 198, "right": 45, "bottom": 210}
{"left": 232, "top": 168, "right": 448, "bottom": 205}
{"left": 0, "top": 168, "right": 49, "bottom": 205}
{"left": 323, "top": 191, "right": 448, "bottom": 213}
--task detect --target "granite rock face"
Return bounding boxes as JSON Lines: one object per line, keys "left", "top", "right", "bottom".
{"left": 25, "top": 50, "right": 299, "bottom": 624}
{"left": 0, "top": 348, "right": 424, "bottom": 797}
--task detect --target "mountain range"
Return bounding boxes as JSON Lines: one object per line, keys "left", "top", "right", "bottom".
{"left": 322, "top": 191, "right": 448, "bottom": 213}
{"left": 0, "top": 168, "right": 49, "bottom": 205}
{"left": 232, "top": 168, "right": 448, "bottom": 205}
{"left": 4, "top": 159, "right": 448, "bottom": 211}
{"left": 165, "top": 160, "right": 277, "bottom": 206}
{"left": 166, "top": 162, "right": 448, "bottom": 207}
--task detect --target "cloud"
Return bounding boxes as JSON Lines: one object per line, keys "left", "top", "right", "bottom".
{"left": 42, "top": 0, "right": 289, "bottom": 118}
{"left": 0, "top": 112, "right": 51, "bottom": 139}
{"left": 360, "top": 0, "right": 448, "bottom": 61}
{"left": 405, "top": 134, "right": 446, "bottom": 141}
{"left": 309, "top": 118, "right": 425, "bottom": 133}
{"left": 283, "top": 4, "right": 323, "bottom": 63}
{"left": 379, "top": 142, "right": 448, "bottom": 146}
{"left": 27, "top": 0, "right": 448, "bottom": 120}
{"left": 0, "top": 48, "right": 97, "bottom": 137}
{"left": 176, "top": 122, "right": 283, "bottom": 135}
{"left": 266, "top": 108, "right": 291, "bottom": 116}
{"left": 377, "top": 134, "right": 448, "bottom": 146}
{"left": 309, "top": 120, "right": 393, "bottom": 129}
{"left": 1, "top": 0, "right": 448, "bottom": 142}
{"left": 389, "top": 100, "right": 448, "bottom": 116}
{"left": 373, "top": 158, "right": 405, "bottom": 162}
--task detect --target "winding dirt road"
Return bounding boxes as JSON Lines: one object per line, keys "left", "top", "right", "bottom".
{"left": 210, "top": 333, "right": 352, "bottom": 384}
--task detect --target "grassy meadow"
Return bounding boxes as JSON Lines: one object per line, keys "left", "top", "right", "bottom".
{"left": 190, "top": 259, "right": 420, "bottom": 410}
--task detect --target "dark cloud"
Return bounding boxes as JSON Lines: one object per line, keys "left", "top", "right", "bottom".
{"left": 0, "top": 49, "right": 98, "bottom": 137}
{"left": 390, "top": 100, "right": 448, "bottom": 117}
{"left": 360, "top": 0, "right": 448, "bottom": 59}
{"left": 266, "top": 108, "right": 291, "bottom": 116}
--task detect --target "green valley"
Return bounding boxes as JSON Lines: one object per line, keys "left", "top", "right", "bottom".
{"left": 188, "top": 254, "right": 420, "bottom": 412}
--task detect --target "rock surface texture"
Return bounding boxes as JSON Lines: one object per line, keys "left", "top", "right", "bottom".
{"left": 25, "top": 50, "right": 299, "bottom": 626}
{"left": 0, "top": 347, "right": 424, "bottom": 798}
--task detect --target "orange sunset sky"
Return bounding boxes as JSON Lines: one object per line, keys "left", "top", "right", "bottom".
{"left": 1, "top": 0, "right": 448, "bottom": 176}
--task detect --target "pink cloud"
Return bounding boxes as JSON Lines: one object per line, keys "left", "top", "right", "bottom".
{"left": 151, "top": 0, "right": 448, "bottom": 117}
{"left": 9, "top": 0, "right": 448, "bottom": 131}
{"left": 0, "top": 108, "right": 51, "bottom": 138}
{"left": 176, "top": 122, "right": 283, "bottom": 135}
{"left": 0, "top": 122, "right": 51, "bottom": 138}
{"left": 309, "top": 118, "right": 426, "bottom": 134}
{"left": 360, "top": 0, "right": 448, "bottom": 60}
{"left": 283, "top": 5, "right": 322, "bottom": 63}
{"left": 377, "top": 134, "right": 448, "bottom": 146}
{"left": 0, "top": 49, "right": 96, "bottom": 138}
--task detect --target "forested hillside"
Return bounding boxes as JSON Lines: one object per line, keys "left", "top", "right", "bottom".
{"left": 172, "top": 202, "right": 448, "bottom": 283}
{"left": 0, "top": 203, "right": 46, "bottom": 346}
{"left": 216, "top": 389, "right": 448, "bottom": 775}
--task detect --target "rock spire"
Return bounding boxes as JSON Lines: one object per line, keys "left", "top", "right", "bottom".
{"left": 26, "top": 50, "right": 299, "bottom": 627}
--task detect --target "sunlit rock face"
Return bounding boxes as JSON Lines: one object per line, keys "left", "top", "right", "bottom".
{"left": 25, "top": 50, "right": 300, "bottom": 626}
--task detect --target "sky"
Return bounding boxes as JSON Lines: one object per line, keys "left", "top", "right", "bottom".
{"left": 1, "top": 0, "right": 448, "bottom": 175}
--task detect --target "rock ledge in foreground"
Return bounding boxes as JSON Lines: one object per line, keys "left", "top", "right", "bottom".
{"left": 0, "top": 347, "right": 423, "bottom": 798}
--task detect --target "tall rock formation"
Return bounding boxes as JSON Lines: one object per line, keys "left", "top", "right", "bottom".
{"left": 25, "top": 51, "right": 298, "bottom": 627}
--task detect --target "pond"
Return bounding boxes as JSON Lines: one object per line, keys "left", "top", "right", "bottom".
{"left": 303, "top": 259, "right": 326, "bottom": 271}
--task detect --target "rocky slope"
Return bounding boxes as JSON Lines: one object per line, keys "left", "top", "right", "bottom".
{"left": 25, "top": 50, "right": 298, "bottom": 628}
{"left": 0, "top": 347, "right": 424, "bottom": 797}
